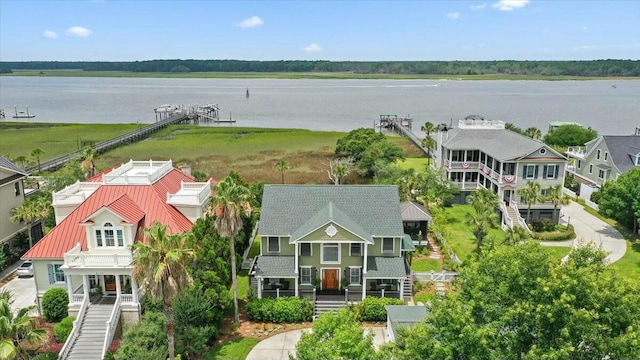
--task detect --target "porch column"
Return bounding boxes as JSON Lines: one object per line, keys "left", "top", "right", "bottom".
{"left": 115, "top": 274, "right": 121, "bottom": 297}
{"left": 82, "top": 275, "right": 90, "bottom": 298}
{"left": 66, "top": 275, "right": 73, "bottom": 301}
{"left": 295, "top": 277, "right": 299, "bottom": 298}
{"left": 399, "top": 279, "right": 404, "bottom": 301}
{"left": 257, "top": 278, "right": 262, "bottom": 299}
{"left": 362, "top": 278, "right": 367, "bottom": 300}
{"left": 131, "top": 276, "right": 139, "bottom": 304}
{"left": 363, "top": 243, "right": 368, "bottom": 300}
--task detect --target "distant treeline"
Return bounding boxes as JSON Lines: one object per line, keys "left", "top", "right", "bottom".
{"left": 1, "top": 59, "right": 639, "bottom": 76}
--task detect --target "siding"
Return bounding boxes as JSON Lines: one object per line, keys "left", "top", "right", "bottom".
{"left": 261, "top": 236, "right": 295, "bottom": 256}
{"left": 0, "top": 178, "right": 26, "bottom": 243}
{"left": 367, "top": 237, "right": 401, "bottom": 257}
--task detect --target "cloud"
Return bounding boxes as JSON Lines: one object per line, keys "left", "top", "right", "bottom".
{"left": 492, "top": 0, "right": 530, "bottom": 11}
{"left": 304, "top": 43, "right": 322, "bottom": 53}
{"left": 470, "top": 3, "right": 487, "bottom": 10}
{"left": 65, "top": 26, "right": 93, "bottom": 37}
{"left": 236, "top": 16, "right": 264, "bottom": 29}
{"left": 572, "top": 45, "right": 597, "bottom": 51}
{"left": 43, "top": 30, "right": 58, "bottom": 39}
{"left": 446, "top": 12, "right": 460, "bottom": 20}
{"left": 581, "top": 26, "right": 588, "bottom": 31}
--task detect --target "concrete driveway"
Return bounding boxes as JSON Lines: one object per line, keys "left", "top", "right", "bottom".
{"left": 1, "top": 273, "right": 38, "bottom": 315}
{"left": 554, "top": 201, "right": 627, "bottom": 264}
{"left": 246, "top": 327, "right": 387, "bottom": 360}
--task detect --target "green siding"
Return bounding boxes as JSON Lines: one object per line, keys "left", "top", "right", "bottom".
{"left": 299, "top": 223, "right": 365, "bottom": 242}
{"left": 367, "top": 237, "right": 401, "bottom": 257}
{"left": 261, "top": 236, "right": 295, "bottom": 256}
{"left": 299, "top": 243, "right": 364, "bottom": 269}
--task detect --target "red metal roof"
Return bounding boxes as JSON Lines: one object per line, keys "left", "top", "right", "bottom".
{"left": 24, "top": 168, "right": 195, "bottom": 259}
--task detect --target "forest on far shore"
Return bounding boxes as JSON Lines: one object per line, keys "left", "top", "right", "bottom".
{"left": 1, "top": 59, "right": 638, "bottom": 77}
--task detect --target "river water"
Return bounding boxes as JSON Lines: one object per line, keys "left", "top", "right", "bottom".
{"left": 0, "top": 77, "right": 638, "bottom": 135}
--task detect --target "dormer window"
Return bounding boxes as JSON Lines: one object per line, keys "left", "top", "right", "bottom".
{"left": 95, "top": 222, "right": 124, "bottom": 247}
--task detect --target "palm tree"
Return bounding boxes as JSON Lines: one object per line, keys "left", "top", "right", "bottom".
{"left": 421, "top": 135, "right": 436, "bottom": 164}
{"left": 524, "top": 127, "right": 542, "bottom": 140}
{"left": 14, "top": 155, "right": 27, "bottom": 169}
{"left": 467, "top": 188, "right": 499, "bottom": 213}
{"left": 274, "top": 160, "right": 290, "bottom": 184}
{"left": 547, "top": 184, "right": 570, "bottom": 223}
{"left": 30, "top": 149, "right": 44, "bottom": 173}
{"left": 421, "top": 121, "right": 436, "bottom": 137}
{"left": 466, "top": 206, "right": 498, "bottom": 256}
{"left": 503, "top": 226, "right": 531, "bottom": 245}
{"left": 210, "top": 176, "right": 252, "bottom": 326}
{"left": 10, "top": 201, "right": 38, "bottom": 248}
{"left": 0, "top": 290, "right": 46, "bottom": 360}
{"left": 80, "top": 146, "right": 97, "bottom": 178}
{"left": 518, "top": 181, "right": 544, "bottom": 224}
{"left": 132, "top": 223, "right": 196, "bottom": 360}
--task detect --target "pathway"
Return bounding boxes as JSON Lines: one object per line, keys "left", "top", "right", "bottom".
{"left": 540, "top": 201, "right": 627, "bottom": 264}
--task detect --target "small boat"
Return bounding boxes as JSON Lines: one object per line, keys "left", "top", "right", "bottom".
{"left": 13, "top": 106, "right": 35, "bottom": 119}
{"left": 612, "top": 85, "right": 617, "bottom": 89}
{"left": 246, "top": 88, "right": 250, "bottom": 99}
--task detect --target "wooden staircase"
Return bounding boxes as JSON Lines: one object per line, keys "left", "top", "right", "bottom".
{"left": 504, "top": 205, "right": 522, "bottom": 228}
{"left": 63, "top": 304, "right": 113, "bottom": 360}
{"left": 314, "top": 300, "right": 346, "bottom": 318}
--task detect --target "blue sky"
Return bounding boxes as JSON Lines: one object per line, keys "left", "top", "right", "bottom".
{"left": 1, "top": 0, "right": 638, "bottom": 61}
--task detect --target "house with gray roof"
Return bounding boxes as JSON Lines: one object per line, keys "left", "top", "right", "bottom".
{"left": 0, "top": 156, "right": 33, "bottom": 245}
{"left": 566, "top": 134, "right": 640, "bottom": 200}
{"left": 432, "top": 117, "right": 568, "bottom": 227}
{"left": 249, "top": 185, "right": 414, "bottom": 302}
{"left": 385, "top": 305, "right": 428, "bottom": 341}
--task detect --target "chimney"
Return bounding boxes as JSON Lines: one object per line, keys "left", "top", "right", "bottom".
{"left": 180, "top": 163, "right": 191, "bottom": 177}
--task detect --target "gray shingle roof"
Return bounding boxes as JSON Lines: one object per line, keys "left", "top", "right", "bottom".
{"left": 400, "top": 202, "right": 432, "bottom": 222}
{"left": 0, "top": 156, "right": 28, "bottom": 176}
{"left": 385, "top": 305, "right": 428, "bottom": 325}
{"left": 365, "top": 256, "right": 407, "bottom": 278}
{"left": 602, "top": 136, "right": 640, "bottom": 173}
{"left": 259, "top": 185, "right": 404, "bottom": 239}
{"left": 442, "top": 128, "right": 563, "bottom": 161}
{"left": 402, "top": 234, "right": 416, "bottom": 251}
{"left": 255, "top": 256, "right": 296, "bottom": 278}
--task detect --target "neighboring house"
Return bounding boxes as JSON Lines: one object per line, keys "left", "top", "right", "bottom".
{"left": 22, "top": 160, "right": 211, "bottom": 327}
{"left": 432, "top": 116, "right": 568, "bottom": 227}
{"left": 400, "top": 202, "right": 431, "bottom": 245}
{"left": 0, "top": 156, "right": 36, "bottom": 245}
{"left": 250, "top": 185, "right": 414, "bottom": 303}
{"left": 566, "top": 134, "right": 640, "bottom": 200}
{"left": 385, "top": 305, "right": 428, "bottom": 342}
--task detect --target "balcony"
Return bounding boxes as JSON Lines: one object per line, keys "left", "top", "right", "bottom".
{"left": 566, "top": 146, "right": 587, "bottom": 159}
{"left": 166, "top": 180, "right": 211, "bottom": 206}
{"left": 53, "top": 181, "right": 101, "bottom": 205}
{"left": 63, "top": 244, "right": 133, "bottom": 268}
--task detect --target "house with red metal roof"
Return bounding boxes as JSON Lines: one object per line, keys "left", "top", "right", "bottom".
{"left": 22, "top": 160, "right": 211, "bottom": 359}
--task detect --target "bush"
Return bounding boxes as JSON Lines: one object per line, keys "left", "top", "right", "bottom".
{"left": 353, "top": 297, "right": 404, "bottom": 322}
{"left": 53, "top": 316, "right": 74, "bottom": 342}
{"left": 118, "top": 312, "right": 167, "bottom": 360}
{"left": 590, "top": 190, "right": 602, "bottom": 204}
{"left": 531, "top": 219, "right": 556, "bottom": 232}
{"left": 246, "top": 297, "right": 313, "bottom": 323}
{"left": 32, "top": 353, "right": 59, "bottom": 360}
{"left": 42, "top": 288, "right": 69, "bottom": 323}
{"left": 532, "top": 224, "right": 576, "bottom": 241}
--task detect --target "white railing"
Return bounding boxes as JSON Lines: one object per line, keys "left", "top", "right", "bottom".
{"left": 64, "top": 252, "right": 133, "bottom": 268}
{"left": 413, "top": 270, "right": 459, "bottom": 282}
{"left": 562, "top": 187, "right": 577, "bottom": 199}
{"left": 53, "top": 181, "right": 101, "bottom": 203}
{"left": 121, "top": 294, "right": 134, "bottom": 304}
{"left": 102, "top": 296, "right": 122, "bottom": 359}
{"left": 103, "top": 160, "right": 173, "bottom": 185}
{"left": 585, "top": 199, "right": 599, "bottom": 211}
{"left": 510, "top": 202, "right": 531, "bottom": 232}
{"left": 59, "top": 295, "right": 88, "bottom": 360}
{"left": 167, "top": 181, "right": 211, "bottom": 205}
{"left": 71, "top": 293, "right": 85, "bottom": 304}
{"left": 500, "top": 202, "right": 514, "bottom": 230}
{"left": 566, "top": 146, "right": 587, "bottom": 158}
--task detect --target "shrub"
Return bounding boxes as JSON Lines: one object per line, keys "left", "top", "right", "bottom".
{"left": 246, "top": 297, "right": 313, "bottom": 323}
{"left": 42, "top": 288, "right": 69, "bottom": 323}
{"left": 531, "top": 219, "right": 556, "bottom": 232}
{"left": 53, "top": 316, "right": 74, "bottom": 342}
{"left": 118, "top": 312, "right": 167, "bottom": 360}
{"left": 32, "top": 353, "right": 59, "bottom": 360}
{"left": 532, "top": 224, "right": 576, "bottom": 241}
{"left": 590, "top": 190, "right": 602, "bottom": 204}
{"left": 354, "top": 297, "right": 404, "bottom": 322}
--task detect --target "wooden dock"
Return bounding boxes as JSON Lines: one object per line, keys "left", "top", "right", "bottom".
{"left": 26, "top": 113, "right": 193, "bottom": 173}
{"left": 380, "top": 115, "right": 431, "bottom": 158}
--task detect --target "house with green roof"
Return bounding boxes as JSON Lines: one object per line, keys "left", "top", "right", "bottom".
{"left": 249, "top": 184, "right": 414, "bottom": 302}
{"left": 385, "top": 305, "right": 428, "bottom": 341}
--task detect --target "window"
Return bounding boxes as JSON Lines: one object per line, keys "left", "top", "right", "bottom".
{"left": 300, "top": 267, "right": 312, "bottom": 284}
{"left": 604, "top": 152, "right": 609, "bottom": 161}
{"left": 349, "top": 267, "right": 361, "bottom": 285}
{"left": 598, "top": 170, "right": 606, "bottom": 180}
{"left": 322, "top": 243, "right": 340, "bottom": 263}
{"left": 116, "top": 230, "right": 124, "bottom": 247}
{"left": 14, "top": 182, "right": 20, "bottom": 196}
{"left": 597, "top": 149, "right": 601, "bottom": 160}
{"left": 47, "top": 264, "right": 65, "bottom": 284}
{"left": 577, "top": 160, "right": 581, "bottom": 169}
{"left": 524, "top": 165, "right": 537, "bottom": 179}
{"left": 589, "top": 164, "right": 593, "bottom": 174}
{"left": 95, "top": 222, "right": 125, "bottom": 248}
{"left": 382, "top": 238, "right": 394, "bottom": 253}
{"left": 350, "top": 243, "right": 362, "bottom": 256}
{"left": 300, "top": 243, "right": 311, "bottom": 256}
{"left": 268, "top": 237, "right": 280, "bottom": 253}
{"left": 104, "top": 223, "right": 115, "bottom": 246}
{"left": 544, "top": 165, "right": 557, "bottom": 179}
{"left": 95, "top": 230, "right": 103, "bottom": 247}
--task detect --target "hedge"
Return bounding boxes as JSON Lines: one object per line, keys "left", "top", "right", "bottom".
{"left": 42, "top": 288, "right": 69, "bottom": 323}
{"left": 353, "top": 297, "right": 404, "bottom": 322}
{"left": 532, "top": 224, "right": 576, "bottom": 241}
{"left": 246, "top": 297, "right": 313, "bottom": 323}
{"left": 54, "top": 316, "right": 75, "bottom": 342}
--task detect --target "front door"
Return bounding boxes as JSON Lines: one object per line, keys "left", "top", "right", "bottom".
{"left": 104, "top": 275, "right": 117, "bottom": 292}
{"left": 504, "top": 190, "right": 511, "bottom": 206}
{"left": 322, "top": 269, "right": 339, "bottom": 290}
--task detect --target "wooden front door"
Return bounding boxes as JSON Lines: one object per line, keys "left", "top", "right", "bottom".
{"left": 104, "top": 275, "right": 117, "bottom": 292}
{"left": 322, "top": 269, "right": 339, "bottom": 290}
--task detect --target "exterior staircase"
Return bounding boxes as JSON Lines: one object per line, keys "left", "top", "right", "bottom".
{"left": 504, "top": 205, "right": 522, "bottom": 228}
{"left": 314, "top": 300, "right": 346, "bottom": 318}
{"left": 403, "top": 274, "right": 413, "bottom": 301}
{"left": 64, "top": 304, "right": 113, "bottom": 360}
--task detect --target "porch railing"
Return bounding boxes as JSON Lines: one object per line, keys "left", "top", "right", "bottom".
{"left": 64, "top": 252, "right": 133, "bottom": 267}
{"left": 59, "top": 295, "right": 88, "bottom": 360}
{"left": 102, "top": 295, "right": 122, "bottom": 359}
{"left": 121, "top": 294, "right": 134, "bottom": 304}
{"left": 510, "top": 201, "right": 531, "bottom": 232}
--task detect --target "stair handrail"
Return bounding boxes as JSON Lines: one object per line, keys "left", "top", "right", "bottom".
{"left": 510, "top": 201, "right": 531, "bottom": 232}
{"left": 59, "top": 294, "right": 89, "bottom": 360}
{"left": 102, "top": 295, "right": 122, "bottom": 359}
{"left": 500, "top": 202, "right": 514, "bottom": 230}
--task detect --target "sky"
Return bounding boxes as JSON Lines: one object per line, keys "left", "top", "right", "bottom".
{"left": 0, "top": 0, "right": 639, "bottom": 62}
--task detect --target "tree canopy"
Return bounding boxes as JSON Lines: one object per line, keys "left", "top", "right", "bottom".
{"left": 335, "top": 128, "right": 405, "bottom": 177}
{"left": 543, "top": 124, "right": 598, "bottom": 147}
{"left": 385, "top": 243, "right": 640, "bottom": 360}
{"left": 598, "top": 167, "right": 640, "bottom": 234}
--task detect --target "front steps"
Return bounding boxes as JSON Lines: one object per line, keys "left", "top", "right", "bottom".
{"left": 64, "top": 304, "right": 113, "bottom": 360}
{"left": 314, "top": 300, "right": 346, "bottom": 318}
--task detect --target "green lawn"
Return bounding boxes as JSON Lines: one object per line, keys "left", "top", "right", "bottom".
{"left": 237, "top": 271, "right": 250, "bottom": 301}
{"left": 444, "top": 205, "right": 507, "bottom": 261}
{"left": 396, "top": 157, "right": 429, "bottom": 171}
{"left": 247, "top": 237, "right": 261, "bottom": 258}
{"left": 414, "top": 291, "right": 436, "bottom": 305}
{"left": 411, "top": 258, "right": 441, "bottom": 272}
{"left": 542, "top": 246, "right": 571, "bottom": 263}
{"left": 206, "top": 338, "right": 261, "bottom": 360}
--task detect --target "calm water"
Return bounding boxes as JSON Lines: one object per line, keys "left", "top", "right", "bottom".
{"left": 0, "top": 77, "right": 638, "bottom": 135}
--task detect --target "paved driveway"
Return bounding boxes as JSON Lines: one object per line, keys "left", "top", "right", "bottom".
{"left": 554, "top": 201, "right": 627, "bottom": 264}
{"left": 1, "top": 273, "right": 38, "bottom": 315}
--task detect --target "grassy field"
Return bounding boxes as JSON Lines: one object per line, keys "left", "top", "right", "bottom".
{"left": 444, "top": 205, "right": 507, "bottom": 261}
{"left": 543, "top": 246, "right": 571, "bottom": 263}
{"left": 206, "top": 338, "right": 261, "bottom": 360}
{"left": 4, "top": 69, "right": 636, "bottom": 81}
{"left": 396, "top": 157, "right": 429, "bottom": 171}
{"left": 411, "top": 258, "right": 441, "bottom": 272}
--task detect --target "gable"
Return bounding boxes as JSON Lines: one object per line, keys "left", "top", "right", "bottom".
{"left": 519, "top": 145, "right": 566, "bottom": 161}
{"left": 297, "top": 222, "right": 367, "bottom": 243}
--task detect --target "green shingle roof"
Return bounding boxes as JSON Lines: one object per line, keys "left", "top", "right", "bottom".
{"left": 402, "top": 234, "right": 416, "bottom": 251}
{"left": 365, "top": 256, "right": 407, "bottom": 278}
{"left": 385, "top": 305, "right": 428, "bottom": 330}
{"left": 259, "top": 185, "right": 404, "bottom": 239}
{"left": 255, "top": 256, "right": 296, "bottom": 278}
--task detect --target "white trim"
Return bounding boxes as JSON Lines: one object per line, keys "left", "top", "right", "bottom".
{"left": 300, "top": 266, "right": 313, "bottom": 285}
{"left": 524, "top": 164, "right": 536, "bottom": 179}
{"left": 349, "top": 243, "right": 362, "bottom": 257}
{"left": 381, "top": 237, "right": 395, "bottom": 254}
{"left": 267, "top": 236, "right": 280, "bottom": 253}
{"left": 320, "top": 267, "right": 341, "bottom": 291}
{"left": 321, "top": 243, "right": 341, "bottom": 264}
{"left": 545, "top": 164, "right": 557, "bottom": 179}
{"left": 53, "top": 264, "right": 66, "bottom": 283}
{"left": 348, "top": 266, "right": 362, "bottom": 285}
{"left": 288, "top": 221, "right": 373, "bottom": 244}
